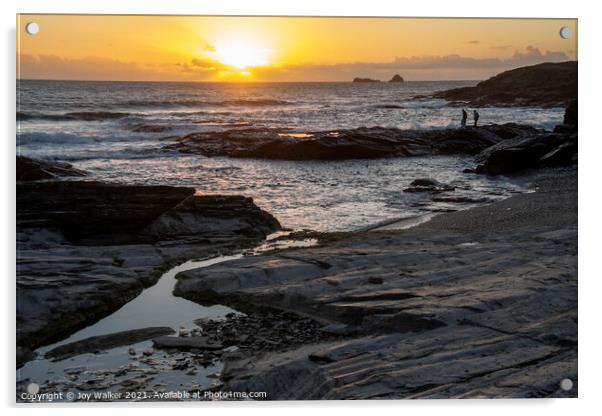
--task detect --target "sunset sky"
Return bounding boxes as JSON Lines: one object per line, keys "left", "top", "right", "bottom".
{"left": 17, "top": 15, "right": 577, "bottom": 82}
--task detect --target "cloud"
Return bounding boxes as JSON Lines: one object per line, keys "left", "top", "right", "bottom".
{"left": 511, "top": 45, "right": 568, "bottom": 63}
{"left": 18, "top": 46, "right": 572, "bottom": 82}
{"left": 491, "top": 45, "right": 513, "bottom": 51}
{"left": 18, "top": 54, "right": 160, "bottom": 81}
{"left": 188, "top": 56, "right": 230, "bottom": 72}
{"left": 248, "top": 46, "right": 571, "bottom": 81}
{"left": 292, "top": 46, "right": 569, "bottom": 71}
{"left": 467, "top": 40, "right": 480, "bottom": 44}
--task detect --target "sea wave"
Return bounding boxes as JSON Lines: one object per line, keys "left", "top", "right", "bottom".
{"left": 17, "top": 99, "right": 292, "bottom": 122}
{"left": 373, "top": 104, "right": 404, "bottom": 109}
{"left": 18, "top": 132, "right": 99, "bottom": 145}
{"left": 55, "top": 148, "right": 176, "bottom": 161}
{"left": 17, "top": 111, "right": 133, "bottom": 121}
{"left": 167, "top": 110, "right": 234, "bottom": 117}
{"left": 373, "top": 100, "right": 449, "bottom": 110}
{"left": 16, "top": 132, "right": 149, "bottom": 145}
{"left": 116, "top": 98, "right": 293, "bottom": 108}
{"left": 222, "top": 99, "right": 292, "bottom": 106}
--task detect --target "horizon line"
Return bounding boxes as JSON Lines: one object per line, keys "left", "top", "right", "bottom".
{"left": 16, "top": 78, "right": 482, "bottom": 84}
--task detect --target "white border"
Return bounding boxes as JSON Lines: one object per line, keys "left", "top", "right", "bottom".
{"left": 2, "top": 1, "right": 599, "bottom": 415}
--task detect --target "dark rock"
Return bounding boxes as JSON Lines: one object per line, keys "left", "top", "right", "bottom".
{"left": 352, "top": 77, "right": 380, "bottom": 83}
{"left": 480, "top": 123, "right": 541, "bottom": 140}
{"left": 410, "top": 178, "right": 440, "bottom": 187}
{"left": 152, "top": 336, "right": 223, "bottom": 351}
{"left": 554, "top": 100, "right": 578, "bottom": 133}
{"left": 17, "top": 181, "right": 195, "bottom": 244}
{"left": 563, "top": 99, "right": 578, "bottom": 126}
{"left": 16, "top": 346, "right": 35, "bottom": 369}
{"left": 17, "top": 181, "right": 280, "bottom": 244}
{"left": 474, "top": 132, "right": 577, "bottom": 175}
{"left": 143, "top": 194, "right": 280, "bottom": 241}
{"left": 388, "top": 74, "right": 405, "bottom": 83}
{"left": 476, "top": 147, "right": 539, "bottom": 175}
{"left": 45, "top": 327, "right": 175, "bottom": 360}
{"left": 403, "top": 178, "right": 455, "bottom": 193}
{"left": 539, "top": 140, "right": 578, "bottom": 167}
{"left": 433, "top": 61, "right": 577, "bottom": 107}
{"left": 17, "top": 156, "right": 87, "bottom": 181}
{"left": 367, "top": 276, "right": 384, "bottom": 284}
{"left": 163, "top": 124, "right": 537, "bottom": 161}
{"left": 374, "top": 104, "right": 403, "bottom": 109}
{"left": 403, "top": 178, "right": 456, "bottom": 193}
{"left": 553, "top": 124, "right": 577, "bottom": 134}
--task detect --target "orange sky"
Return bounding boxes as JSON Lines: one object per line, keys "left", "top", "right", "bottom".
{"left": 17, "top": 15, "right": 577, "bottom": 81}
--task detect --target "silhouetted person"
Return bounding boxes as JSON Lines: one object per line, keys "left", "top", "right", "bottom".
{"left": 473, "top": 110, "right": 480, "bottom": 127}
{"left": 461, "top": 109, "right": 468, "bottom": 127}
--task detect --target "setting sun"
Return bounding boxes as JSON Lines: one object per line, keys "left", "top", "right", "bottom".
{"left": 210, "top": 39, "right": 271, "bottom": 70}
{"left": 17, "top": 15, "right": 577, "bottom": 81}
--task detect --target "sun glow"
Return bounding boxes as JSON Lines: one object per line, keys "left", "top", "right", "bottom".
{"left": 211, "top": 39, "right": 271, "bottom": 70}
{"left": 18, "top": 15, "right": 577, "bottom": 82}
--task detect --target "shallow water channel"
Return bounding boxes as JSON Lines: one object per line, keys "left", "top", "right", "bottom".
{"left": 17, "top": 233, "right": 317, "bottom": 401}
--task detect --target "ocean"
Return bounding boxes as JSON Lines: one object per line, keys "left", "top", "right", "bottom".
{"left": 16, "top": 79, "right": 565, "bottom": 231}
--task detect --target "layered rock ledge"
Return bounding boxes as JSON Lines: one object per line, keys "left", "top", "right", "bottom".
{"left": 162, "top": 124, "right": 540, "bottom": 161}
{"left": 174, "top": 171, "right": 577, "bottom": 399}
{"left": 16, "top": 165, "right": 280, "bottom": 367}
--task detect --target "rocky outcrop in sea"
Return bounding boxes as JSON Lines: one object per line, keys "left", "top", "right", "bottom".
{"left": 163, "top": 122, "right": 577, "bottom": 176}
{"left": 352, "top": 77, "right": 380, "bottom": 83}
{"left": 163, "top": 124, "right": 540, "bottom": 161}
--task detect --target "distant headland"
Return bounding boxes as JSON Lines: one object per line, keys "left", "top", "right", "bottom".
{"left": 433, "top": 61, "right": 576, "bottom": 107}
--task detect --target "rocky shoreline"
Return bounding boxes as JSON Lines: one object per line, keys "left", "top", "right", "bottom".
{"left": 17, "top": 106, "right": 577, "bottom": 398}
{"left": 16, "top": 161, "right": 281, "bottom": 367}
{"left": 174, "top": 168, "right": 577, "bottom": 399}
{"left": 16, "top": 55, "right": 579, "bottom": 400}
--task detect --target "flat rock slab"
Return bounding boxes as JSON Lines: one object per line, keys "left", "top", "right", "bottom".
{"left": 177, "top": 171, "right": 577, "bottom": 398}
{"left": 152, "top": 336, "right": 223, "bottom": 351}
{"left": 223, "top": 325, "right": 576, "bottom": 399}
{"left": 45, "top": 326, "right": 175, "bottom": 360}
